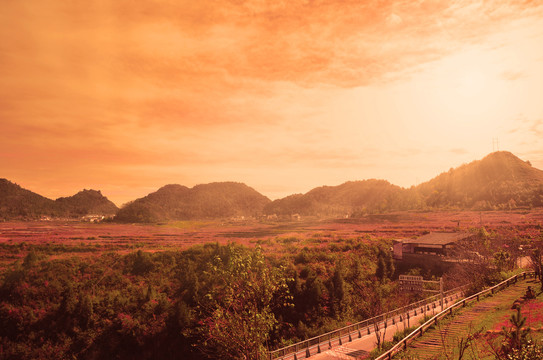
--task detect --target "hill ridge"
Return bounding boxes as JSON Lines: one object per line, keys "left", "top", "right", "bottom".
{"left": 0, "top": 179, "right": 119, "bottom": 220}
{"left": 3, "top": 151, "right": 543, "bottom": 221}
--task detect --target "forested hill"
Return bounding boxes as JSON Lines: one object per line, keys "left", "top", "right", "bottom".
{"left": 55, "top": 190, "right": 119, "bottom": 217}
{"left": 263, "top": 179, "right": 418, "bottom": 216}
{"left": 3, "top": 151, "right": 543, "bottom": 221}
{"left": 416, "top": 151, "right": 543, "bottom": 209}
{"left": 0, "top": 179, "right": 118, "bottom": 220}
{"left": 265, "top": 151, "right": 543, "bottom": 216}
{"left": 0, "top": 178, "right": 59, "bottom": 219}
{"left": 114, "top": 182, "right": 271, "bottom": 223}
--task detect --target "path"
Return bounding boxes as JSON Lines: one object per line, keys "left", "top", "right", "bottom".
{"left": 290, "top": 294, "right": 459, "bottom": 360}
{"left": 402, "top": 278, "right": 534, "bottom": 359}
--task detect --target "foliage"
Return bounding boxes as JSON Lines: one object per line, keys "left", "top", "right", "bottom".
{"left": 196, "top": 245, "right": 291, "bottom": 359}
{"left": 115, "top": 182, "right": 271, "bottom": 222}
{"left": 0, "top": 237, "right": 421, "bottom": 359}
{"left": 505, "top": 340, "right": 543, "bottom": 360}
{"left": 0, "top": 179, "right": 117, "bottom": 220}
{"left": 490, "top": 305, "right": 543, "bottom": 360}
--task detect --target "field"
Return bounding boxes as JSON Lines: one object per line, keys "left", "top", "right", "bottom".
{"left": 1, "top": 210, "right": 542, "bottom": 269}
{"left": 1, "top": 210, "right": 543, "bottom": 360}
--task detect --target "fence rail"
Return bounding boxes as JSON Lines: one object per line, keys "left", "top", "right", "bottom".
{"left": 375, "top": 271, "right": 535, "bottom": 360}
{"left": 268, "top": 283, "right": 468, "bottom": 360}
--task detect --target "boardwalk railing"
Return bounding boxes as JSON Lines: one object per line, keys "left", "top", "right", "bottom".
{"left": 268, "top": 284, "right": 467, "bottom": 360}
{"left": 375, "top": 271, "right": 535, "bottom": 360}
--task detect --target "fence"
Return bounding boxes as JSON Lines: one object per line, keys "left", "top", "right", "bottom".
{"left": 375, "top": 271, "right": 535, "bottom": 360}
{"left": 268, "top": 284, "right": 467, "bottom": 360}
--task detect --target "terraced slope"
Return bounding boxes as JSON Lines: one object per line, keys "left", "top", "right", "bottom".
{"left": 400, "top": 278, "right": 540, "bottom": 359}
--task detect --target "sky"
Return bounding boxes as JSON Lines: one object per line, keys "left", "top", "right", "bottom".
{"left": 1, "top": 0, "right": 543, "bottom": 207}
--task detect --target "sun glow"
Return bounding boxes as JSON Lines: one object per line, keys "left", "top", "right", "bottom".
{"left": 455, "top": 70, "right": 487, "bottom": 98}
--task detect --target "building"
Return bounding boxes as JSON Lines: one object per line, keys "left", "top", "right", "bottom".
{"left": 393, "top": 232, "right": 474, "bottom": 260}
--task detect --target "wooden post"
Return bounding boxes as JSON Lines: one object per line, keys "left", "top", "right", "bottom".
{"left": 440, "top": 277, "right": 444, "bottom": 312}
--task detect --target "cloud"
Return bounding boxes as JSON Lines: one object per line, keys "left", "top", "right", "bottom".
{"left": 2, "top": 0, "right": 543, "bottom": 204}
{"left": 450, "top": 148, "right": 469, "bottom": 155}
{"left": 529, "top": 119, "right": 543, "bottom": 137}
{"left": 501, "top": 70, "right": 525, "bottom": 81}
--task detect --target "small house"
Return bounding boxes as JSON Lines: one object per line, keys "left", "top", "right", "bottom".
{"left": 393, "top": 232, "right": 474, "bottom": 260}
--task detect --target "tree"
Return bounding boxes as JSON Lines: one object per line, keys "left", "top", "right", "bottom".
{"left": 529, "top": 249, "right": 543, "bottom": 290}
{"left": 197, "top": 245, "right": 291, "bottom": 360}
{"left": 375, "top": 246, "right": 395, "bottom": 282}
{"left": 494, "top": 250, "right": 512, "bottom": 272}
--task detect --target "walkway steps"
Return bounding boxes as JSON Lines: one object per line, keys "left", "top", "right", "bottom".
{"left": 405, "top": 280, "right": 529, "bottom": 359}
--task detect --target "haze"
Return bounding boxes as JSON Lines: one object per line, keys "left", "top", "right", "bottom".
{"left": 2, "top": 1, "right": 543, "bottom": 206}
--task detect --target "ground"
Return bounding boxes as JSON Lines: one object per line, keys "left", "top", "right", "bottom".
{"left": 396, "top": 277, "right": 543, "bottom": 360}
{"left": 1, "top": 210, "right": 542, "bottom": 270}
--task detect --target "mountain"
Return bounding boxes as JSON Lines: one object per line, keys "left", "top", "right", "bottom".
{"left": 115, "top": 182, "right": 271, "bottom": 222}
{"left": 416, "top": 151, "right": 543, "bottom": 210}
{"left": 265, "top": 152, "right": 543, "bottom": 216}
{"left": 55, "top": 189, "right": 119, "bottom": 217}
{"left": 3, "top": 151, "right": 543, "bottom": 221}
{"left": 0, "top": 179, "right": 118, "bottom": 220}
{"left": 264, "top": 179, "right": 418, "bottom": 216}
{"left": 0, "top": 179, "right": 59, "bottom": 220}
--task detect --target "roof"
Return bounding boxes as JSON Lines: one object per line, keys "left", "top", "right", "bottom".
{"left": 402, "top": 232, "right": 472, "bottom": 246}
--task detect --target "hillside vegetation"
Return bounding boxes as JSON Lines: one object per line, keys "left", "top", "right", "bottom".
{"left": 3, "top": 152, "right": 543, "bottom": 221}
{"left": 417, "top": 151, "right": 543, "bottom": 209}
{"left": 263, "top": 179, "right": 420, "bottom": 216}
{"left": 265, "top": 151, "right": 543, "bottom": 217}
{"left": 55, "top": 190, "right": 119, "bottom": 217}
{"left": 115, "top": 182, "right": 271, "bottom": 223}
{"left": 0, "top": 179, "right": 59, "bottom": 219}
{"left": 0, "top": 179, "right": 118, "bottom": 220}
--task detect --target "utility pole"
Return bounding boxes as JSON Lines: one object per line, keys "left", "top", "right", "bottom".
{"left": 492, "top": 138, "right": 500, "bottom": 152}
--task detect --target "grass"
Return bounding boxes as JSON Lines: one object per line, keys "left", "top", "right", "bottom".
{"left": 396, "top": 278, "right": 543, "bottom": 360}
{"left": 162, "top": 220, "right": 212, "bottom": 229}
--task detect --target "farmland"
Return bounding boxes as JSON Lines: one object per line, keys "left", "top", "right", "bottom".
{"left": 1, "top": 210, "right": 542, "bottom": 267}
{"left": 1, "top": 210, "right": 543, "bottom": 360}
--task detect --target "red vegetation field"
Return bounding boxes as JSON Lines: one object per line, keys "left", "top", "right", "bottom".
{"left": 1, "top": 210, "right": 542, "bottom": 360}
{"left": 1, "top": 210, "right": 542, "bottom": 269}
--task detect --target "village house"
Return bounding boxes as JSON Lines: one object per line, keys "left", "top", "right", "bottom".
{"left": 393, "top": 232, "right": 474, "bottom": 260}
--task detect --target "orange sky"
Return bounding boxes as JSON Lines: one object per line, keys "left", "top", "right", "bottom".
{"left": 1, "top": 1, "right": 543, "bottom": 206}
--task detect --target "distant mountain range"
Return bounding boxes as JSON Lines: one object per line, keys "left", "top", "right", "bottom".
{"left": 1, "top": 151, "right": 543, "bottom": 222}
{"left": 0, "top": 179, "right": 118, "bottom": 220}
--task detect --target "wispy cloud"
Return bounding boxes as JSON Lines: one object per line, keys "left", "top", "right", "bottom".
{"left": 1, "top": 0, "right": 543, "bottom": 204}
{"left": 501, "top": 70, "right": 525, "bottom": 81}
{"left": 450, "top": 148, "right": 469, "bottom": 155}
